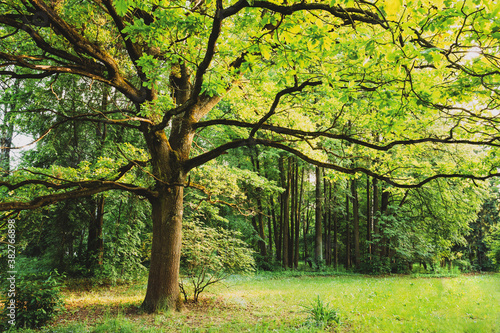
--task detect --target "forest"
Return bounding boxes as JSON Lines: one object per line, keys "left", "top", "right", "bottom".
{"left": 1, "top": 0, "right": 500, "bottom": 331}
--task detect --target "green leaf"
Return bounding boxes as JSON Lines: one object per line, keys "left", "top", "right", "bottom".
{"left": 115, "top": 0, "right": 131, "bottom": 16}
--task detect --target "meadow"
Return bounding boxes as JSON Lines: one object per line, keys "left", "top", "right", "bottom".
{"left": 8, "top": 272, "right": 500, "bottom": 333}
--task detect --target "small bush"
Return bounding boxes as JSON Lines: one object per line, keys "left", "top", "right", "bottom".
{"left": 453, "top": 259, "right": 473, "bottom": 272}
{"left": 1, "top": 270, "right": 64, "bottom": 330}
{"left": 303, "top": 295, "right": 341, "bottom": 328}
{"left": 180, "top": 220, "right": 255, "bottom": 302}
{"left": 391, "top": 257, "right": 412, "bottom": 274}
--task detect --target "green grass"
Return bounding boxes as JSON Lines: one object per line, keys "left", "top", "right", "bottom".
{"left": 7, "top": 273, "right": 500, "bottom": 332}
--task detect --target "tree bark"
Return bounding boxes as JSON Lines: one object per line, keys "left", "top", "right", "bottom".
{"left": 315, "top": 166, "right": 323, "bottom": 265}
{"left": 346, "top": 190, "right": 351, "bottom": 268}
{"left": 333, "top": 204, "right": 338, "bottom": 269}
{"left": 0, "top": 80, "right": 19, "bottom": 175}
{"left": 294, "top": 164, "right": 303, "bottom": 269}
{"left": 289, "top": 158, "right": 295, "bottom": 267}
{"left": 351, "top": 179, "right": 361, "bottom": 267}
{"left": 142, "top": 182, "right": 185, "bottom": 312}
{"left": 380, "top": 189, "right": 390, "bottom": 258}
{"left": 251, "top": 149, "right": 268, "bottom": 258}
{"left": 87, "top": 195, "right": 105, "bottom": 269}
{"left": 373, "top": 177, "right": 379, "bottom": 257}
{"left": 366, "top": 176, "right": 372, "bottom": 256}
{"left": 279, "top": 156, "right": 290, "bottom": 268}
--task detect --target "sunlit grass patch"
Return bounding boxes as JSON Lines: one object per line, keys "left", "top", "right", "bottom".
{"left": 8, "top": 272, "right": 499, "bottom": 332}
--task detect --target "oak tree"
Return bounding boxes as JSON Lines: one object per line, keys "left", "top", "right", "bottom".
{"left": 1, "top": 0, "right": 500, "bottom": 312}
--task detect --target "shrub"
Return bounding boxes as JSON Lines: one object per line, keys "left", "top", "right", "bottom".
{"left": 391, "top": 257, "right": 412, "bottom": 274}
{"left": 303, "top": 295, "right": 341, "bottom": 328}
{"left": 359, "top": 254, "right": 391, "bottom": 274}
{"left": 1, "top": 270, "right": 64, "bottom": 330}
{"left": 486, "top": 224, "right": 500, "bottom": 271}
{"left": 180, "top": 220, "right": 255, "bottom": 302}
{"left": 453, "top": 258, "right": 473, "bottom": 272}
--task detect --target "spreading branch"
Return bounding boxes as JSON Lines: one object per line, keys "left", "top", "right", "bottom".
{"left": 0, "top": 180, "right": 156, "bottom": 211}
{"left": 183, "top": 138, "right": 500, "bottom": 189}
{"left": 195, "top": 119, "right": 500, "bottom": 150}
{"left": 249, "top": 80, "right": 322, "bottom": 138}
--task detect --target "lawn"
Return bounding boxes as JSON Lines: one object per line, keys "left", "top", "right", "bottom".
{"left": 9, "top": 272, "right": 500, "bottom": 332}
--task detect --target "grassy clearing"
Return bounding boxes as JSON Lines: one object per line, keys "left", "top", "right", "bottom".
{"left": 7, "top": 273, "right": 500, "bottom": 332}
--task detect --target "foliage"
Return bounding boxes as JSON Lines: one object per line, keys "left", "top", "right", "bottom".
{"left": 302, "top": 295, "right": 341, "bottom": 328}
{"left": 485, "top": 224, "right": 500, "bottom": 270}
{"left": 179, "top": 219, "right": 255, "bottom": 302}
{"left": 359, "top": 254, "right": 391, "bottom": 275}
{"left": 0, "top": 269, "right": 64, "bottom": 330}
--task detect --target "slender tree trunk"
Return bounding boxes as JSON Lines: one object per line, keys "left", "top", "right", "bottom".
{"left": 87, "top": 195, "right": 105, "bottom": 269}
{"left": 0, "top": 80, "right": 19, "bottom": 175}
{"left": 289, "top": 158, "right": 295, "bottom": 267}
{"left": 271, "top": 196, "right": 280, "bottom": 261}
{"left": 294, "top": 160, "right": 301, "bottom": 269}
{"left": 303, "top": 206, "right": 310, "bottom": 263}
{"left": 381, "top": 190, "right": 390, "bottom": 258}
{"left": 257, "top": 200, "right": 268, "bottom": 258}
{"left": 315, "top": 166, "right": 323, "bottom": 265}
{"left": 280, "top": 157, "right": 290, "bottom": 268}
{"left": 251, "top": 150, "right": 268, "bottom": 258}
{"left": 87, "top": 88, "right": 108, "bottom": 271}
{"left": 324, "top": 179, "right": 331, "bottom": 266}
{"left": 367, "top": 176, "right": 372, "bottom": 256}
{"left": 373, "top": 177, "right": 379, "bottom": 257}
{"left": 267, "top": 208, "right": 273, "bottom": 258}
{"left": 351, "top": 179, "right": 361, "bottom": 267}
{"left": 333, "top": 205, "right": 338, "bottom": 269}
{"left": 346, "top": 190, "right": 351, "bottom": 268}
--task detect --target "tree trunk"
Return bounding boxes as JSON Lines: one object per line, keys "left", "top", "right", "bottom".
{"left": 295, "top": 165, "right": 303, "bottom": 269}
{"left": 346, "top": 190, "right": 351, "bottom": 268}
{"left": 280, "top": 156, "right": 290, "bottom": 268}
{"left": 267, "top": 208, "right": 273, "bottom": 258}
{"left": 366, "top": 176, "right": 372, "bottom": 256}
{"left": 142, "top": 183, "right": 185, "bottom": 312}
{"left": 0, "top": 80, "right": 19, "bottom": 175}
{"left": 251, "top": 150, "right": 268, "bottom": 258}
{"left": 289, "top": 158, "right": 295, "bottom": 267}
{"left": 351, "top": 179, "right": 361, "bottom": 267}
{"left": 271, "top": 196, "right": 280, "bottom": 261}
{"left": 315, "top": 166, "right": 323, "bottom": 265}
{"left": 381, "top": 189, "right": 390, "bottom": 258}
{"left": 333, "top": 205, "right": 338, "bottom": 269}
{"left": 87, "top": 195, "right": 105, "bottom": 269}
{"left": 303, "top": 206, "right": 310, "bottom": 262}
{"left": 373, "top": 177, "right": 379, "bottom": 257}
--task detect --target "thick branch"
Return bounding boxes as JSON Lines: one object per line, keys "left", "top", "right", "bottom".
{"left": 183, "top": 138, "right": 500, "bottom": 188}
{"left": 0, "top": 180, "right": 156, "bottom": 211}
{"left": 195, "top": 119, "right": 500, "bottom": 149}
{"left": 250, "top": 1, "right": 387, "bottom": 28}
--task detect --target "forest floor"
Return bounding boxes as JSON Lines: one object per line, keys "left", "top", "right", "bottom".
{"left": 8, "top": 272, "right": 500, "bottom": 332}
